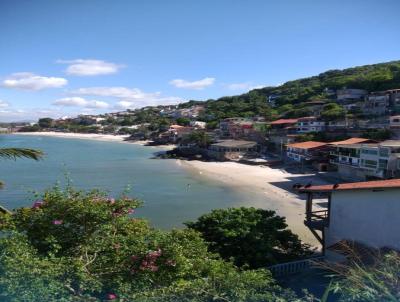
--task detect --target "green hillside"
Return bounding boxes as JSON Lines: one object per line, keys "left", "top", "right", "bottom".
{"left": 186, "top": 60, "right": 400, "bottom": 122}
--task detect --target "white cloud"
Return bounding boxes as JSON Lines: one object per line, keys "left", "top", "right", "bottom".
{"left": 226, "top": 82, "right": 252, "bottom": 91}
{"left": 115, "top": 96, "right": 182, "bottom": 109}
{"left": 169, "top": 77, "right": 215, "bottom": 90}
{"left": 58, "top": 59, "right": 124, "bottom": 76}
{"left": 53, "top": 97, "right": 110, "bottom": 109}
{"left": 71, "top": 86, "right": 182, "bottom": 109}
{"left": 72, "top": 86, "right": 160, "bottom": 99}
{"left": 2, "top": 72, "right": 68, "bottom": 90}
{"left": 0, "top": 100, "right": 9, "bottom": 108}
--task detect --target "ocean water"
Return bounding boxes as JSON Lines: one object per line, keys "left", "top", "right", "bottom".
{"left": 0, "top": 134, "right": 263, "bottom": 228}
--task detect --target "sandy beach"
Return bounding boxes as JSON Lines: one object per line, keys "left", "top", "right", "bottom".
{"left": 179, "top": 160, "right": 329, "bottom": 247}
{"left": 15, "top": 131, "right": 325, "bottom": 246}
{"left": 15, "top": 131, "right": 131, "bottom": 142}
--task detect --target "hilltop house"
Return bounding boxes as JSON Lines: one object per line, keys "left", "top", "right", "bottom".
{"left": 300, "top": 179, "right": 400, "bottom": 259}
{"left": 336, "top": 88, "right": 367, "bottom": 103}
{"left": 303, "top": 100, "right": 326, "bottom": 117}
{"left": 217, "top": 118, "right": 267, "bottom": 143}
{"left": 363, "top": 91, "right": 390, "bottom": 116}
{"left": 296, "top": 117, "right": 325, "bottom": 133}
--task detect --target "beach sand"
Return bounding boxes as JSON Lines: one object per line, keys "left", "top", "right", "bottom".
{"left": 179, "top": 160, "right": 329, "bottom": 247}
{"left": 15, "top": 131, "right": 130, "bottom": 142}
{"left": 15, "top": 131, "right": 324, "bottom": 246}
{"left": 15, "top": 132, "right": 176, "bottom": 150}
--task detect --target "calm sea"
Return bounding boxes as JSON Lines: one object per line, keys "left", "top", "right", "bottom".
{"left": 0, "top": 134, "right": 265, "bottom": 228}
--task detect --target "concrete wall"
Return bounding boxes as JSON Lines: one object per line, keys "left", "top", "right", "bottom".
{"left": 326, "top": 188, "right": 400, "bottom": 250}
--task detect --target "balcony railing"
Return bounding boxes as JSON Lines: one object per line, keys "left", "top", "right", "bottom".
{"left": 305, "top": 210, "right": 329, "bottom": 230}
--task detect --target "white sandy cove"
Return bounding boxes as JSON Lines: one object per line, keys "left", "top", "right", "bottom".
{"left": 16, "top": 131, "right": 131, "bottom": 142}
{"left": 180, "top": 160, "right": 328, "bottom": 247}
{"left": 16, "top": 131, "right": 324, "bottom": 246}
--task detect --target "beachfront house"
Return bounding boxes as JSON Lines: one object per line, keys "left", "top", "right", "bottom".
{"left": 207, "top": 140, "right": 257, "bottom": 161}
{"left": 286, "top": 141, "right": 328, "bottom": 163}
{"left": 330, "top": 139, "right": 400, "bottom": 180}
{"left": 300, "top": 179, "right": 400, "bottom": 260}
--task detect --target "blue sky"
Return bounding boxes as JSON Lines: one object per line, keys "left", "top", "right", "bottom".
{"left": 0, "top": 0, "right": 399, "bottom": 122}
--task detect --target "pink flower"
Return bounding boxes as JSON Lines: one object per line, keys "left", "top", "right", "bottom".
{"left": 108, "top": 198, "right": 116, "bottom": 204}
{"left": 149, "top": 265, "right": 159, "bottom": 272}
{"left": 52, "top": 220, "right": 63, "bottom": 225}
{"left": 127, "top": 208, "right": 135, "bottom": 214}
{"left": 165, "top": 259, "right": 177, "bottom": 267}
{"left": 106, "top": 293, "right": 117, "bottom": 300}
{"left": 32, "top": 200, "right": 44, "bottom": 209}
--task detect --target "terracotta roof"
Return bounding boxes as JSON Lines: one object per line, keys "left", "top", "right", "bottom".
{"left": 170, "top": 124, "right": 185, "bottom": 129}
{"left": 287, "top": 141, "right": 327, "bottom": 149}
{"left": 300, "top": 179, "right": 400, "bottom": 192}
{"left": 270, "top": 119, "right": 298, "bottom": 125}
{"left": 329, "top": 138, "right": 376, "bottom": 145}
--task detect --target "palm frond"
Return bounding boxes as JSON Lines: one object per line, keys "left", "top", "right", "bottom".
{"left": 0, "top": 148, "right": 44, "bottom": 160}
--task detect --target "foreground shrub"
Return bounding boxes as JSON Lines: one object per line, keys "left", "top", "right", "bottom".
{"left": 186, "top": 207, "right": 312, "bottom": 268}
{"left": 0, "top": 186, "right": 301, "bottom": 301}
{"left": 329, "top": 251, "right": 400, "bottom": 301}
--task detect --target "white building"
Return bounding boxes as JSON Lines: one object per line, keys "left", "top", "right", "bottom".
{"left": 296, "top": 117, "right": 325, "bottom": 133}
{"left": 330, "top": 140, "right": 400, "bottom": 180}
{"left": 300, "top": 179, "right": 400, "bottom": 259}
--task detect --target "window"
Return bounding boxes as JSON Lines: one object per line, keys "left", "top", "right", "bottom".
{"left": 379, "top": 148, "right": 389, "bottom": 157}
{"left": 379, "top": 159, "right": 388, "bottom": 169}
{"left": 361, "top": 149, "right": 378, "bottom": 155}
{"left": 363, "top": 159, "right": 377, "bottom": 169}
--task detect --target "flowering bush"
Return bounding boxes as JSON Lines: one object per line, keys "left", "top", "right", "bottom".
{"left": 0, "top": 186, "right": 302, "bottom": 301}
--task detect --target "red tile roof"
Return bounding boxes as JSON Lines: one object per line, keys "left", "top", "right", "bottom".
{"left": 329, "top": 138, "right": 377, "bottom": 145}
{"left": 270, "top": 119, "right": 298, "bottom": 125}
{"left": 287, "top": 141, "right": 327, "bottom": 149}
{"left": 300, "top": 179, "right": 400, "bottom": 192}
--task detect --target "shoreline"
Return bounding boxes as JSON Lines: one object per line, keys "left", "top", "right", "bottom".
{"left": 14, "top": 131, "right": 323, "bottom": 246}
{"left": 13, "top": 131, "right": 175, "bottom": 149}
{"left": 179, "top": 160, "right": 329, "bottom": 247}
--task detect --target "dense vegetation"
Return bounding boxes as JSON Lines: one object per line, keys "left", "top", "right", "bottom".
{"left": 195, "top": 60, "right": 400, "bottom": 122}
{"left": 186, "top": 207, "right": 312, "bottom": 269}
{"left": 0, "top": 187, "right": 307, "bottom": 302}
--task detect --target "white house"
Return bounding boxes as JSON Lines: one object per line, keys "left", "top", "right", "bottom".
{"left": 296, "top": 117, "right": 325, "bottom": 133}
{"left": 300, "top": 179, "right": 400, "bottom": 259}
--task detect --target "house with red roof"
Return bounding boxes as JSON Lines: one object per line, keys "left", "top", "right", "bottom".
{"left": 300, "top": 179, "right": 400, "bottom": 259}
{"left": 286, "top": 141, "right": 328, "bottom": 163}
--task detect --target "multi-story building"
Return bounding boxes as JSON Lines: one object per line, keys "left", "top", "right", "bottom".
{"left": 363, "top": 91, "right": 390, "bottom": 116}
{"left": 286, "top": 141, "right": 328, "bottom": 162}
{"left": 296, "top": 117, "right": 325, "bottom": 133}
{"left": 336, "top": 88, "right": 367, "bottom": 103}
{"left": 267, "top": 119, "right": 299, "bottom": 149}
{"left": 330, "top": 140, "right": 400, "bottom": 180}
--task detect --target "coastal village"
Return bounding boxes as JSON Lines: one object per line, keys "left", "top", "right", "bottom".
{"left": 9, "top": 85, "right": 400, "bottom": 264}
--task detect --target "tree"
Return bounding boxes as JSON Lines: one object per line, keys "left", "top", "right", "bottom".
{"left": 0, "top": 187, "right": 301, "bottom": 301}
{"left": 186, "top": 207, "right": 312, "bottom": 268}
{"left": 176, "top": 117, "right": 191, "bottom": 126}
{"left": 320, "top": 103, "right": 346, "bottom": 121}
{"left": 182, "top": 131, "right": 212, "bottom": 148}
{"left": 38, "top": 118, "right": 54, "bottom": 128}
